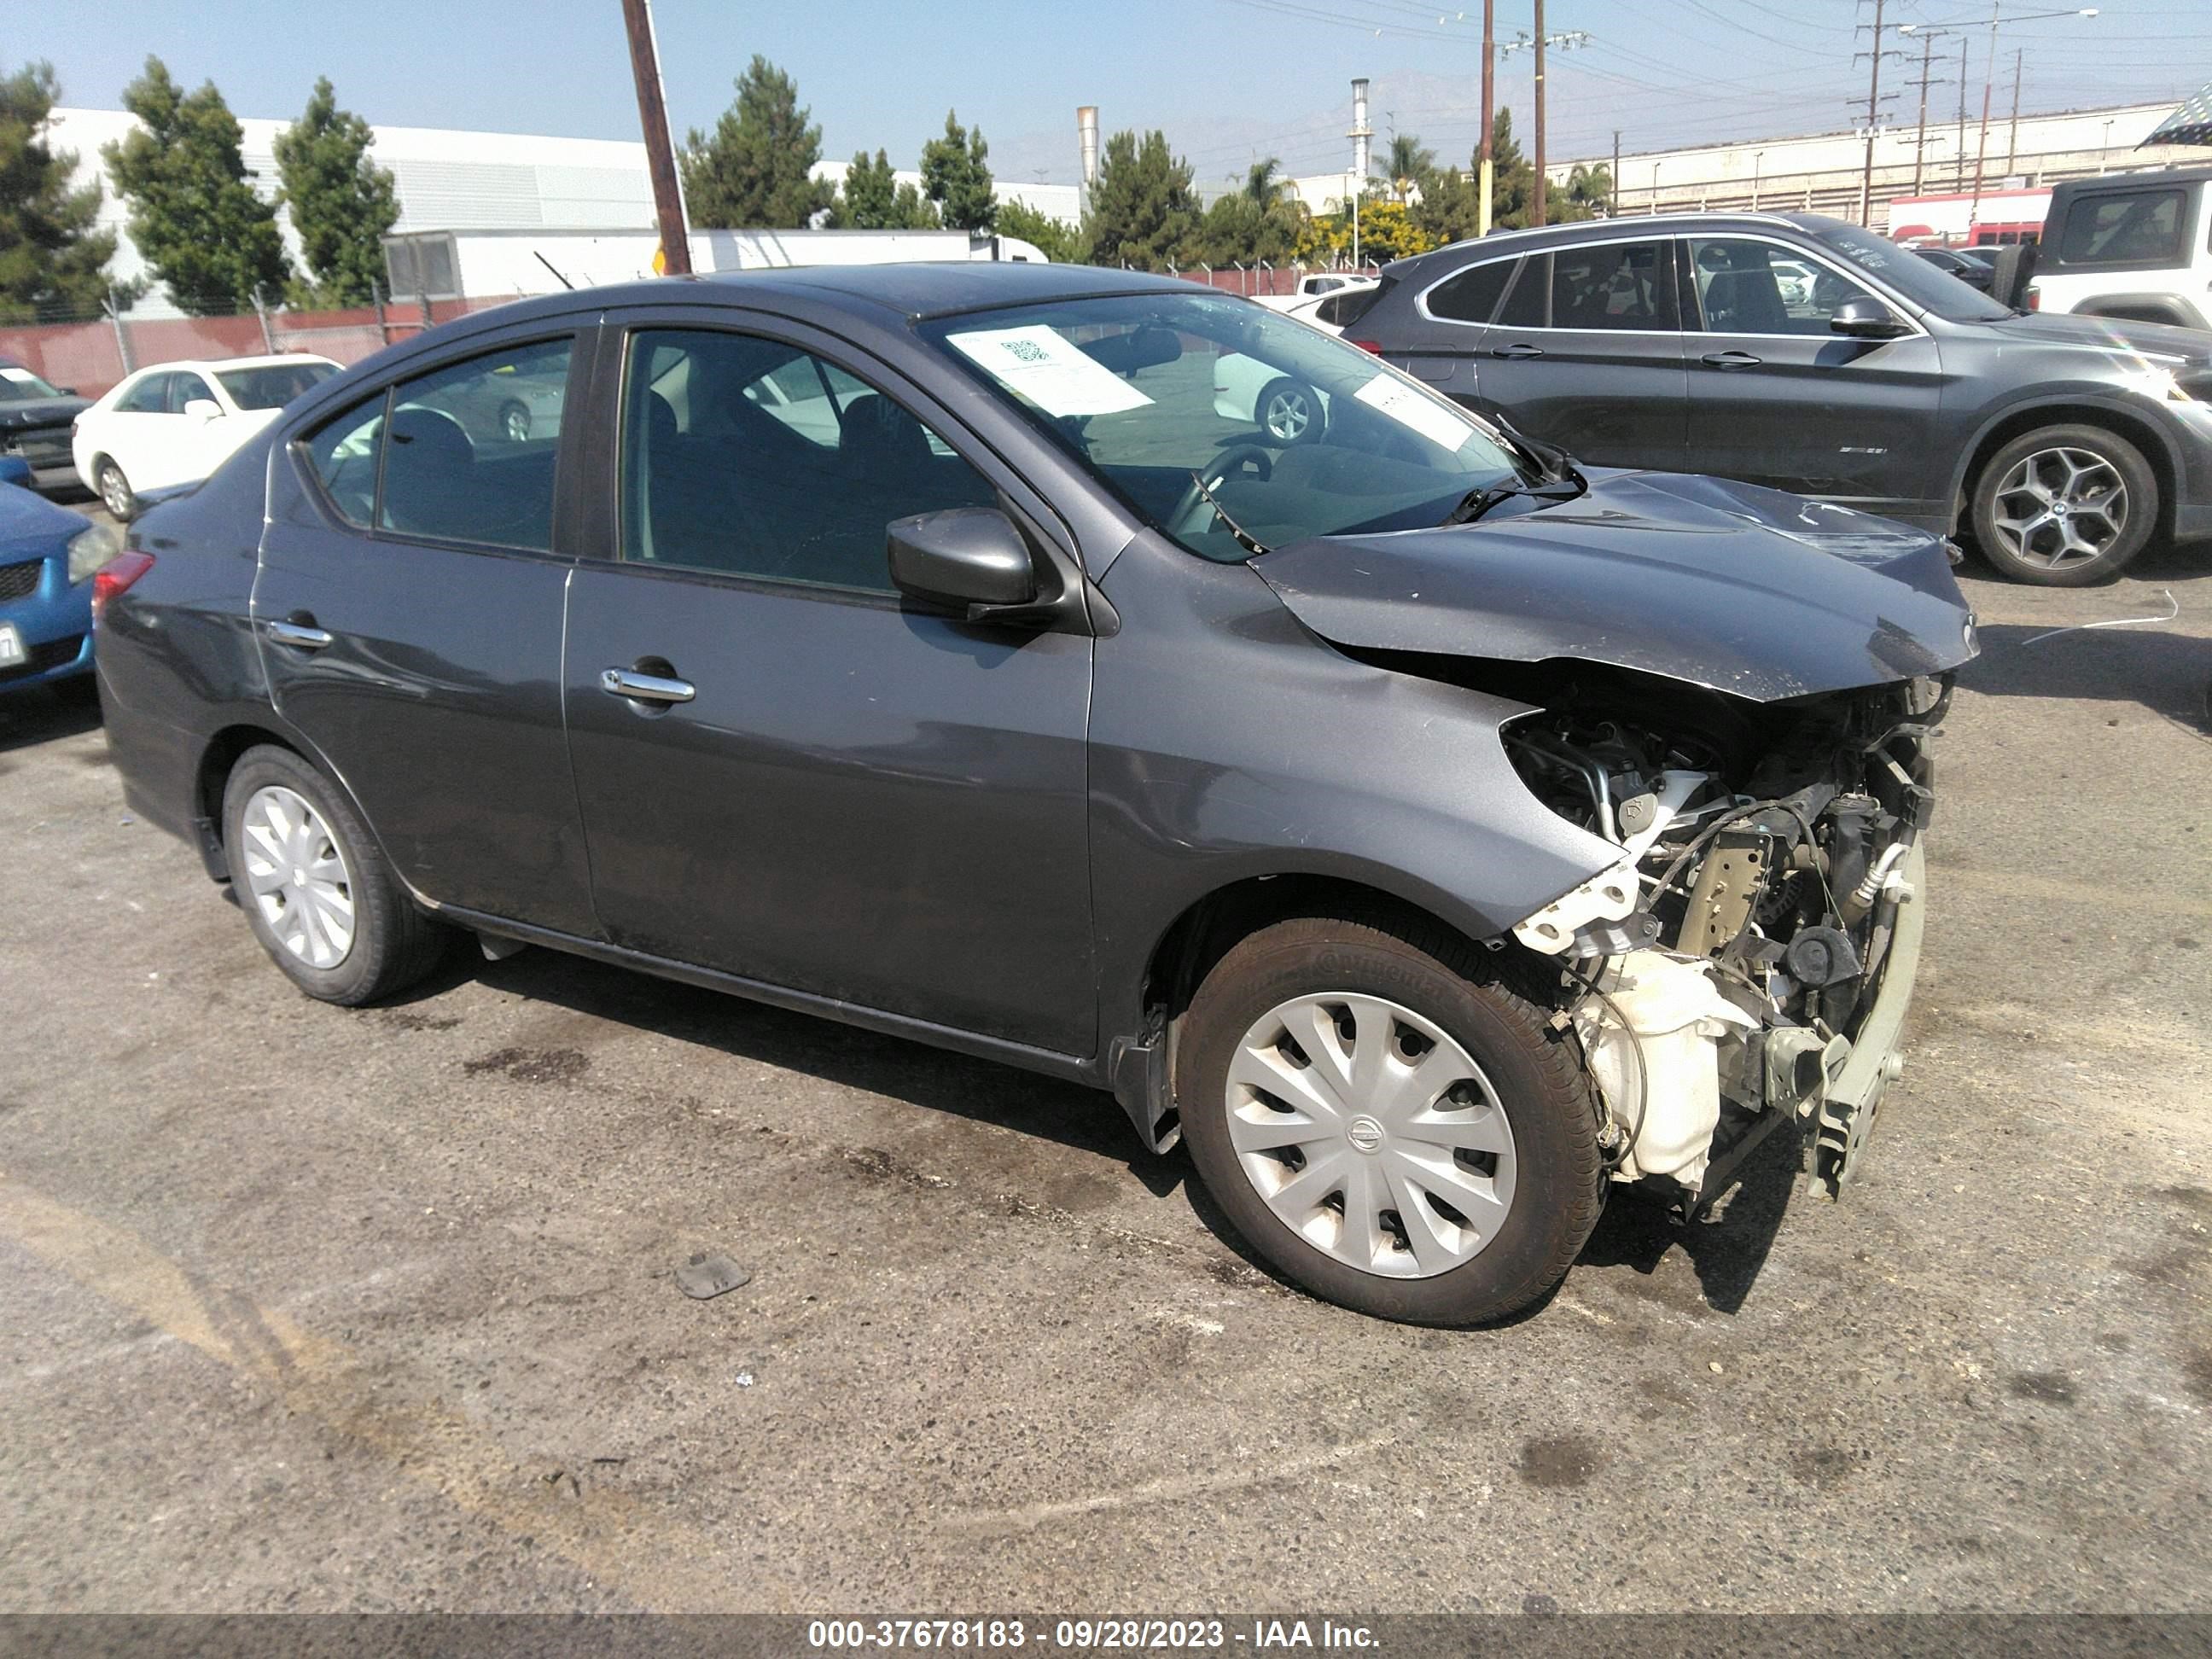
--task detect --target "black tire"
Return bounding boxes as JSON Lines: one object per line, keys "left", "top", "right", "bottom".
{"left": 1178, "top": 914, "right": 1603, "bottom": 1325}
{"left": 221, "top": 744, "right": 448, "bottom": 1006}
{"left": 1254, "top": 376, "right": 1324, "bottom": 446}
{"left": 96, "top": 459, "right": 136, "bottom": 522}
{"left": 1970, "top": 423, "right": 2157, "bottom": 586}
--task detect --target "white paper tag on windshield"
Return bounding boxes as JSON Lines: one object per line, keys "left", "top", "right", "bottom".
{"left": 946, "top": 326, "right": 1155, "bottom": 417}
{"left": 1, "top": 367, "right": 39, "bottom": 385}
{"left": 1353, "top": 373, "right": 1473, "bottom": 454}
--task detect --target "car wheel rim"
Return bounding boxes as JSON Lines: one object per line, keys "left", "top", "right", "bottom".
{"left": 503, "top": 405, "right": 530, "bottom": 442}
{"left": 240, "top": 785, "right": 356, "bottom": 970}
{"left": 1225, "top": 993, "right": 1517, "bottom": 1279}
{"left": 1991, "top": 446, "right": 2128, "bottom": 570}
{"left": 1265, "top": 391, "right": 1310, "bottom": 442}
{"left": 102, "top": 470, "right": 128, "bottom": 515}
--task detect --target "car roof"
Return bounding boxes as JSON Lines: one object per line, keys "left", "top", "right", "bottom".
{"left": 1385, "top": 210, "right": 1854, "bottom": 275}
{"left": 2050, "top": 166, "right": 2212, "bottom": 196}
{"left": 125, "top": 353, "right": 338, "bottom": 375}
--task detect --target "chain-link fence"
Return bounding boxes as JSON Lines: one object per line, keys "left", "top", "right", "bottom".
{"left": 0, "top": 291, "right": 523, "bottom": 399}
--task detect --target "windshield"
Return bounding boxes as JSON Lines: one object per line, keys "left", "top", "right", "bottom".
{"left": 0, "top": 364, "right": 66, "bottom": 402}
{"left": 920, "top": 293, "right": 1522, "bottom": 560}
{"left": 217, "top": 360, "right": 338, "bottom": 410}
{"left": 1804, "top": 220, "right": 2014, "bottom": 322}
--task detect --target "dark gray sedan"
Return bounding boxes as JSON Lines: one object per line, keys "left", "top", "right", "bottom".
{"left": 95, "top": 264, "right": 1973, "bottom": 1324}
{"left": 1348, "top": 212, "right": 2212, "bottom": 585}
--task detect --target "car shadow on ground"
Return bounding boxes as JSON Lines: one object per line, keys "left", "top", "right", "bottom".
{"left": 0, "top": 684, "right": 101, "bottom": 757}
{"left": 1962, "top": 620, "right": 2212, "bottom": 732}
{"left": 409, "top": 943, "right": 1192, "bottom": 1201}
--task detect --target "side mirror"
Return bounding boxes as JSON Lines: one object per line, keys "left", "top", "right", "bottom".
{"left": 0, "top": 455, "right": 32, "bottom": 488}
{"left": 183, "top": 399, "right": 223, "bottom": 422}
{"left": 888, "top": 507, "right": 1039, "bottom": 620}
{"left": 1830, "top": 296, "right": 1912, "bottom": 339}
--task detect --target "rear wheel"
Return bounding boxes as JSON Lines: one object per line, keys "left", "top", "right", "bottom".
{"left": 1255, "top": 376, "right": 1323, "bottom": 445}
{"left": 1178, "top": 915, "right": 1602, "bottom": 1324}
{"left": 1971, "top": 423, "right": 2156, "bottom": 585}
{"left": 498, "top": 399, "right": 531, "bottom": 443}
{"left": 96, "top": 459, "right": 136, "bottom": 521}
{"left": 221, "top": 745, "right": 447, "bottom": 1005}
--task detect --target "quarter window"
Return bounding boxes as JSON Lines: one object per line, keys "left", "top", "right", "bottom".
{"left": 1549, "top": 241, "right": 1677, "bottom": 330}
{"left": 1426, "top": 259, "right": 1515, "bottom": 324}
{"left": 2058, "top": 189, "right": 2186, "bottom": 267}
{"left": 619, "top": 329, "right": 997, "bottom": 591}
{"left": 305, "top": 398, "right": 387, "bottom": 527}
{"left": 1687, "top": 238, "right": 1876, "bottom": 335}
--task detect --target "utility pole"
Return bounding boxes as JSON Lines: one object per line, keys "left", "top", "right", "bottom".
{"left": 2005, "top": 48, "right": 2023, "bottom": 177}
{"left": 1533, "top": 0, "right": 1548, "bottom": 227}
{"left": 1611, "top": 129, "right": 1621, "bottom": 219}
{"left": 1854, "top": 0, "right": 1901, "bottom": 229}
{"left": 1907, "top": 31, "right": 1954, "bottom": 195}
{"left": 1478, "top": 0, "right": 1496, "bottom": 235}
{"left": 1956, "top": 38, "right": 1970, "bottom": 189}
{"left": 619, "top": 0, "right": 691, "bottom": 275}
{"left": 1348, "top": 77, "right": 1371, "bottom": 267}
{"left": 1969, "top": 0, "right": 2000, "bottom": 219}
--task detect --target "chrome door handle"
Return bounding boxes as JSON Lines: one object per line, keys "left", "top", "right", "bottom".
{"left": 1701, "top": 350, "right": 1764, "bottom": 369}
{"left": 265, "top": 620, "right": 333, "bottom": 649}
{"left": 1492, "top": 342, "right": 1545, "bottom": 359}
{"left": 600, "top": 667, "right": 695, "bottom": 704}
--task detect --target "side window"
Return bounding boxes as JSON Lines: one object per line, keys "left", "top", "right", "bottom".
{"left": 169, "top": 373, "right": 218, "bottom": 414}
{"left": 1495, "top": 255, "right": 1549, "bottom": 328}
{"left": 1426, "top": 259, "right": 1515, "bottom": 324}
{"left": 620, "top": 328, "right": 998, "bottom": 591}
{"left": 305, "top": 394, "right": 388, "bottom": 528}
{"left": 375, "top": 338, "right": 572, "bottom": 550}
{"left": 116, "top": 373, "right": 170, "bottom": 415}
{"left": 1549, "top": 241, "right": 1677, "bottom": 330}
{"left": 2058, "top": 189, "right": 2186, "bottom": 266}
{"left": 1688, "top": 238, "right": 1876, "bottom": 335}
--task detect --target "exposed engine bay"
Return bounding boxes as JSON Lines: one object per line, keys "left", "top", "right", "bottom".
{"left": 1499, "top": 665, "right": 1948, "bottom": 1203}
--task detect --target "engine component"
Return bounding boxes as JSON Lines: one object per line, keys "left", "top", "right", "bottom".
{"left": 1784, "top": 924, "right": 1863, "bottom": 989}
{"left": 1677, "top": 830, "right": 1770, "bottom": 955}
{"left": 1514, "top": 861, "right": 1639, "bottom": 954}
{"left": 1572, "top": 950, "right": 1759, "bottom": 1187}
{"left": 1570, "top": 910, "right": 1662, "bottom": 957}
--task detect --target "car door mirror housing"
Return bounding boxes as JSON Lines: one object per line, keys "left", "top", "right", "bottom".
{"left": 888, "top": 507, "right": 1039, "bottom": 615}
{"left": 183, "top": 399, "right": 223, "bottom": 421}
{"left": 1830, "top": 297, "right": 1912, "bottom": 339}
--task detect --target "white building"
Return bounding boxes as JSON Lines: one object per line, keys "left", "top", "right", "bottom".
{"left": 46, "top": 107, "right": 1081, "bottom": 317}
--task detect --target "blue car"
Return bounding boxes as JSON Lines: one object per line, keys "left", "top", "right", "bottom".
{"left": 0, "top": 454, "right": 115, "bottom": 696}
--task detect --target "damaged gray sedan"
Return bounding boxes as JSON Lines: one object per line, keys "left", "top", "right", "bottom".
{"left": 96, "top": 266, "right": 1975, "bottom": 1325}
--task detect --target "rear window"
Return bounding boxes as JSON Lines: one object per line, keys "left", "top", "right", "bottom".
{"left": 2057, "top": 188, "right": 2187, "bottom": 267}
{"left": 1316, "top": 281, "right": 1388, "bottom": 329}
{"left": 1425, "top": 260, "right": 1514, "bottom": 324}
{"left": 218, "top": 361, "right": 338, "bottom": 410}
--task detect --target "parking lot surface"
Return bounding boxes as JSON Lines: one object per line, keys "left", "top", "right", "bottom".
{"left": 2, "top": 523, "right": 2208, "bottom": 1614}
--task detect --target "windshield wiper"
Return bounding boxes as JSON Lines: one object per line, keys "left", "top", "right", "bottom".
{"left": 1441, "top": 474, "right": 1587, "bottom": 527}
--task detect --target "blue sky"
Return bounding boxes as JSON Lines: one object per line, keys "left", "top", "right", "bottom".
{"left": 20, "top": 0, "right": 2209, "bottom": 183}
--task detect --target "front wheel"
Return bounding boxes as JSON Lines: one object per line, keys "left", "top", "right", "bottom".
{"left": 221, "top": 745, "right": 448, "bottom": 1005}
{"left": 1970, "top": 423, "right": 2157, "bottom": 585}
{"left": 1178, "top": 915, "right": 1603, "bottom": 1324}
{"left": 1255, "top": 376, "right": 1323, "bottom": 445}
{"left": 498, "top": 399, "right": 531, "bottom": 443}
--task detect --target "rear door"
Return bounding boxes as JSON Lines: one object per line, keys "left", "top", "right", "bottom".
{"left": 559, "top": 310, "right": 1097, "bottom": 1054}
{"left": 1463, "top": 237, "right": 1689, "bottom": 472}
{"left": 100, "top": 371, "right": 174, "bottom": 486}
{"left": 254, "top": 326, "right": 597, "bottom": 934}
{"left": 1680, "top": 234, "right": 1948, "bottom": 520}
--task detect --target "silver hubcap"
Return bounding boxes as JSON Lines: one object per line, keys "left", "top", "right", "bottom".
{"left": 503, "top": 405, "right": 530, "bottom": 442}
{"left": 1226, "top": 994, "right": 1517, "bottom": 1279}
{"left": 101, "top": 469, "right": 129, "bottom": 515}
{"left": 1991, "top": 446, "right": 2128, "bottom": 570}
{"left": 1264, "top": 389, "right": 1311, "bottom": 441}
{"left": 240, "top": 785, "right": 355, "bottom": 969}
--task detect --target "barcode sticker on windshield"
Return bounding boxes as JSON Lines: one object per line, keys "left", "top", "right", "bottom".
{"left": 1353, "top": 373, "right": 1474, "bottom": 454}
{"left": 946, "top": 326, "right": 1155, "bottom": 417}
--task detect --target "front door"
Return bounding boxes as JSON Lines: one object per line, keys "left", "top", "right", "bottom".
{"left": 1680, "top": 235, "right": 1949, "bottom": 521}
{"left": 561, "top": 318, "right": 1097, "bottom": 1055}
{"left": 254, "top": 329, "right": 596, "bottom": 934}
{"left": 1465, "top": 238, "right": 1689, "bottom": 472}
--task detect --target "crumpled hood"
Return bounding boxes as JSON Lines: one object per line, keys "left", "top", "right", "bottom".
{"left": 1253, "top": 469, "right": 1978, "bottom": 701}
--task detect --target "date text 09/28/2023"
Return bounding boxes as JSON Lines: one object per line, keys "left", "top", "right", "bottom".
{"left": 804, "top": 1617, "right": 1381, "bottom": 1650}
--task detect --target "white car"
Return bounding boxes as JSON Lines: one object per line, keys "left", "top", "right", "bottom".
{"left": 73, "top": 355, "right": 341, "bottom": 519}
{"left": 1257, "top": 271, "right": 1375, "bottom": 313}
{"left": 1282, "top": 277, "right": 1381, "bottom": 336}
{"left": 1212, "top": 352, "right": 1331, "bottom": 445}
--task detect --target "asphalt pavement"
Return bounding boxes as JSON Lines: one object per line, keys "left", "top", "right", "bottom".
{"left": 1, "top": 522, "right": 2208, "bottom": 1614}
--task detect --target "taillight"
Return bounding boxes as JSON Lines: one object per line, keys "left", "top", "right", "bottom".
{"left": 2024, "top": 285, "right": 2040, "bottom": 311}
{"left": 1349, "top": 339, "right": 1384, "bottom": 354}
{"left": 92, "top": 550, "right": 154, "bottom": 620}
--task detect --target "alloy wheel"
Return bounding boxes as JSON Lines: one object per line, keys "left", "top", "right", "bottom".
{"left": 1263, "top": 388, "right": 1313, "bottom": 444}
{"left": 501, "top": 402, "right": 531, "bottom": 443}
{"left": 100, "top": 466, "right": 131, "bottom": 519}
{"left": 1989, "top": 446, "right": 2128, "bottom": 572}
{"left": 238, "top": 784, "right": 356, "bottom": 969}
{"left": 1225, "top": 993, "right": 1517, "bottom": 1278}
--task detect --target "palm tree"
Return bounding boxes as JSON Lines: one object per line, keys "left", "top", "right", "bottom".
{"left": 1244, "top": 156, "right": 1286, "bottom": 205}
{"left": 1387, "top": 132, "right": 1436, "bottom": 203}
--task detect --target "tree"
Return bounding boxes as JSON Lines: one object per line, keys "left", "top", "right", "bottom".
{"left": 1485, "top": 109, "right": 1539, "bottom": 230}
{"left": 1196, "top": 163, "right": 1306, "bottom": 268}
{"left": 272, "top": 77, "right": 398, "bottom": 307}
{"left": 680, "top": 55, "right": 834, "bottom": 229}
{"left": 103, "top": 56, "right": 289, "bottom": 315}
{"left": 831, "top": 148, "right": 938, "bottom": 230}
{"left": 1243, "top": 156, "right": 1287, "bottom": 205}
{"left": 920, "top": 110, "right": 995, "bottom": 232}
{"left": 1294, "top": 195, "right": 1434, "bottom": 266}
{"left": 993, "top": 199, "right": 1084, "bottom": 263}
{"left": 0, "top": 61, "right": 119, "bottom": 322}
{"left": 1385, "top": 132, "right": 1435, "bottom": 203}
{"left": 1082, "top": 130, "right": 1200, "bottom": 271}
{"left": 1560, "top": 160, "right": 1613, "bottom": 220}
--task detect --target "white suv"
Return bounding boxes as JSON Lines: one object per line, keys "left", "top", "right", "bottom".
{"left": 2028, "top": 167, "right": 2212, "bottom": 331}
